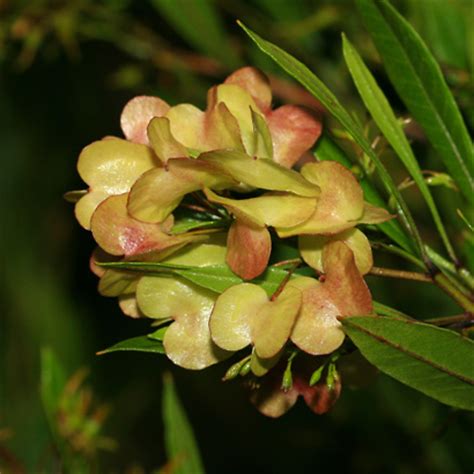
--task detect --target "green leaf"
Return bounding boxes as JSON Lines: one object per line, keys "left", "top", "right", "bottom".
{"left": 408, "top": 0, "right": 469, "bottom": 69}
{"left": 342, "top": 35, "right": 456, "bottom": 261}
{"left": 314, "top": 133, "right": 415, "bottom": 253}
{"left": 151, "top": 0, "right": 239, "bottom": 68}
{"left": 97, "top": 336, "right": 165, "bottom": 355}
{"left": 162, "top": 373, "right": 205, "bottom": 474}
{"left": 173, "top": 264, "right": 290, "bottom": 296}
{"left": 148, "top": 326, "right": 168, "bottom": 341}
{"left": 98, "top": 260, "right": 293, "bottom": 296}
{"left": 171, "top": 218, "right": 226, "bottom": 234}
{"left": 238, "top": 21, "right": 426, "bottom": 264}
{"left": 40, "top": 348, "right": 67, "bottom": 429}
{"left": 270, "top": 241, "right": 300, "bottom": 263}
{"left": 63, "top": 189, "right": 87, "bottom": 203}
{"left": 356, "top": 0, "right": 474, "bottom": 205}
{"left": 373, "top": 301, "right": 411, "bottom": 319}
{"left": 342, "top": 316, "right": 474, "bottom": 410}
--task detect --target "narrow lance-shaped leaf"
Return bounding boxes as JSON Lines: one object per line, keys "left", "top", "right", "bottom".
{"left": 342, "top": 35, "right": 457, "bottom": 262}
{"left": 342, "top": 316, "right": 474, "bottom": 411}
{"left": 238, "top": 21, "right": 427, "bottom": 265}
{"left": 40, "top": 348, "right": 67, "bottom": 447}
{"left": 356, "top": 0, "right": 474, "bottom": 205}
{"left": 97, "top": 336, "right": 165, "bottom": 355}
{"left": 98, "top": 261, "right": 295, "bottom": 296}
{"left": 162, "top": 373, "right": 205, "bottom": 474}
{"left": 409, "top": 0, "right": 469, "bottom": 70}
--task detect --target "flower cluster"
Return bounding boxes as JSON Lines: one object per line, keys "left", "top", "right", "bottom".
{"left": 71, "top": 67, "right": 392, "bottom": 416}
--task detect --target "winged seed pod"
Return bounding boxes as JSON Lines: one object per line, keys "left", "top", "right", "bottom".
{"left": 69, "top": 66, "right": 392, "bottom": 416}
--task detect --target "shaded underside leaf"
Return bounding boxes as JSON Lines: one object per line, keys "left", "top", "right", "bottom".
{"left": 343, "top": 316, "right": 474, "bottom": 410}
{"left": 238, "top": 21, "right": 426, "bottom": 264}
{"left": 356, "top": 0, "right": 474, "bottom": 205}
{"left": 97, "top": 335, "right": 165, "bottom": 355}
{"left": 162, "top": 373, "right": 205, "bottom": 474}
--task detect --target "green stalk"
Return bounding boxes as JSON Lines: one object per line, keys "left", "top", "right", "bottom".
{"left": 434, "top": 273, "right": 474, "bottom": 314}
{"left": 426, "top": 246, "right": 474, "bottom": 291}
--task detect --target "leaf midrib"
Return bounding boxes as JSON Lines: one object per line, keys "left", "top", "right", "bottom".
{"left": 376, "top": 2, "right": 473, "bottom": 188}
{"left": 344, "top": 319, "right": 474, "bottom": 385}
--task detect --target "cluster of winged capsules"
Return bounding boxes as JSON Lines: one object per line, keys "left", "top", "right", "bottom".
{"left": 70, "top": 67, "right": 392, "bottom": 417}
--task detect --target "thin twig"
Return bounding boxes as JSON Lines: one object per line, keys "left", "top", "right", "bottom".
{"left": 271, "top": 262, "right": 300, "bottom": 301}
{"left": 369, "top": 266, "right": 432, "bottom": 282}
{"left": 272, "top": 258, "right": 302, "bottom": 268}
{"left": 433, "top": 273, "right": 474, "bottom": 314}
{"left": 424, "top": 313, "right": 473, "bottom": 327}
{"left": 179, "top": 204, "right": 209, "bottom": 213}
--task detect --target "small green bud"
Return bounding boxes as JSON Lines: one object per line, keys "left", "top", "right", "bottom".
{"left": 281, "top": 350, "right": 297, "bottom": 391}
{"left": 239, "top": 358, "right": 252, "bottom": 377}
{"left": 309, "top": 365, "right": 325, "bottom": 386}
{"left": 281, "top": 365, "right": 293, "bottom": 392}
{"left": 326, "top": 363, "right": 339, "bottom": 391}
{"left": 223, "top": 355, "right": 251, "bottom": 381}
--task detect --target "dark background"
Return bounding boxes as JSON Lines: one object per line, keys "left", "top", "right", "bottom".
{"left": 1, "top": 0, "right": 473, "bottom": 472}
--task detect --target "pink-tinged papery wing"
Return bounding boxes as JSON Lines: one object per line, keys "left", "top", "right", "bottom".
{"left": 127, "top": 158, "right": 236, "bottom": 223}
{"left": 120, "top": 96, "right": 170, "bottom": 145}
{"left": 90, "top": 194, "right": 202, "bottom": 257}
{"left": 75, "top": 138, "right": 159, "bottom": 229}
{"left": 224, "top": 66, "right": 272, "bottom": 113}
{"left": 136, "top": 276, "right": 231, "bottom": 369}
{"left": 267, "top": 105, "right": 322, "bottom": 169}
{"left": 322, "top": 241, "right": 373, "bottom": 317}
{"left": 226, "top": 220, "right": 271, "bottom": 280}
{"left": 299, "top": 228, "right": 373, "bottom": 275}
{"left": 204, "top": 188, "right": 317, "bottom": 228}
{"left": 210, "top": 283, "right": 268, "bottom": 351}
{"left": 276, "top": 161, "right": 364, "bottom": 237}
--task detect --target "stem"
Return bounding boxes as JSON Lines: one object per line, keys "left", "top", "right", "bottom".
{"left": 369, "top": 266, "right": 432, "bottom": 282}
{"left": 426, "top": 246, "right": 474, "bottom": 291}
{"left": 271, "top": 262, "right": 300, "bottom": 300}
{"left": 180, "top": 203, "right": 209, "bottom": 213}
{"left": 433, "top": 273, "right": 474, "bottom": 314}
{"left": 424, "top": 313, "right": 473, "bottom": 327}
{"left": 437, "top": 268, "right": 473, "bottom": 298}
{"left": 371, "top": 243, "right": 425, "bottom": 270}
{"left": 272, "top": 258, "right": 302, "bottom": 267}
{"left": 373, "top": 243, "right": 474, "bottom": 305}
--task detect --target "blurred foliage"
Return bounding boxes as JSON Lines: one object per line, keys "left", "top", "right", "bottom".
{"left": 1, "top": 0, "right": 473, "bottom": 472}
